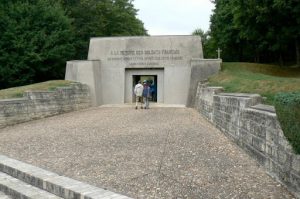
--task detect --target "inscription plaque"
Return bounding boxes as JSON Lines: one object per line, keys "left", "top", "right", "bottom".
{"left": 107, "top": 49, "right": 183, "bottom": 66}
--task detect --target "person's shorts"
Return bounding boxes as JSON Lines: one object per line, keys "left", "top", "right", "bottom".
{"left": 136, "top": 96, "right": 142, "bottom": 102}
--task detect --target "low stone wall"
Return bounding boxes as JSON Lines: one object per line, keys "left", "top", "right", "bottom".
{"left": 194, "top": 83, "right": 300, "bottom": 198}
{"left": 0, "top": 83, "right": 91, "bottom": 128}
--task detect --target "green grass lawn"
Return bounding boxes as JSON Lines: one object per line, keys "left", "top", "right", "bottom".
{"left": 208, "top": 62, "right": 300, "bottom": 105}
{"left": 0, "top": 80, "right": 73, "bottom": 99}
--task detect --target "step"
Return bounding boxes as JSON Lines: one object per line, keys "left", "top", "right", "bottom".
{"left": 0, "top": 172, "right": 61, "bottom": 199}
{"left": 0, "top": 191, "right": 12, "bottom": 199}
{"left": 0, "top": 155, "right": 131, "bottom": 199}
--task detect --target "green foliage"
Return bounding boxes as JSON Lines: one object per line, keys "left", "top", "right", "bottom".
{"left": 0, "top": 80, "right": 72, "bottom": 99}
{"left": 62, "top": 0, "right": 147, "bottom": 59}
{"left": 208, "top": 62, "right": 300, "bottom": 105}
{"left": 192, "top": 28, "right": 217, "bottom": 59}
{"left": 274, "top": 92, "right": 300, "bottom": 154}
{"left": 209, "top": 0, "right": 300, "bottom": 65}
{"left": 0, "top": 0, "right": 75, "bottom": 89}
{"left": 0, "top": 0, "right": 147, "bottom": 89}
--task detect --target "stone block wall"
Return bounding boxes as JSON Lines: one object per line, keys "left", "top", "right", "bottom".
{"left": 194, "top": 84, "right": 223, "bottom": 121}
{"left": 194, "top": 82, "right": 300, "bottom": 197}
{"left": 0, "top": 83, "right": 91, "bottom": 128}
{"left": 213, "top": 93, "right": 262, "bottom": 141}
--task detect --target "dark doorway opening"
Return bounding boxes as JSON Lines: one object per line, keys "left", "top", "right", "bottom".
{"left": 133, "top": 75, "right": 157, "bottom": 102}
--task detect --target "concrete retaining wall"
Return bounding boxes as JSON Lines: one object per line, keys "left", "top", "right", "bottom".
{"left": 65, "top": 60, "right": 101, "bottom": 106}
{"left": 194, "top": 83, "right": 300, "bottom": 197}
{"left": 187, "top": 59, "right": 221, "bottom": 107}
{"left": 0, "top": 83, "right": 91, "bottom": 128}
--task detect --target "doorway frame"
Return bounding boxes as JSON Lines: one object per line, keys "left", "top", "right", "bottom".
{"left": 125, "top": 68, "right": 164, "bottom": 103}
{"left": 132, "top": 75, "right": 157, "bottom": 102}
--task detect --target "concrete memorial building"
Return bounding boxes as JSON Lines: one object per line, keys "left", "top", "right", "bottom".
{"left": 65, "top": 35, "right": 221, "bottom": 106}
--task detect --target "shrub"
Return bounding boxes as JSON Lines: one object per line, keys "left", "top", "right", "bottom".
{"left": 274, "top": 92, "right": 300, "bottom": 154}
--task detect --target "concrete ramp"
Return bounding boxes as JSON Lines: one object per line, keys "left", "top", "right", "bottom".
{"left": 0, "top": 107, "right": 294, "bottom": 198}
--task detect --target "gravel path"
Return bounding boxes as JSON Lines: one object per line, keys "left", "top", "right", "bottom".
{"left": 0, "top": 107, "right": 294, "bottom": 198}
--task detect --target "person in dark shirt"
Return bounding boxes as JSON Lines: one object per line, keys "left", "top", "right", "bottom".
{"left": 142, "top": 80, "right": 150, "bottom": 109}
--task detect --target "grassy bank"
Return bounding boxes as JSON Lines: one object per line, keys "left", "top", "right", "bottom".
{"left": 0, "top": 80, "right": 73, "bottom": 99}
{"left": 208, "top": 62, "right": 300, "bottom": 105}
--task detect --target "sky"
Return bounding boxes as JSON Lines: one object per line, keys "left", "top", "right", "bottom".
{"left": 133, "top": 0, "right": 215, "bottom": 36}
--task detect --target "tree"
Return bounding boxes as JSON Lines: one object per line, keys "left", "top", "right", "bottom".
{"left": 103, "top": 0, "right": 147, "bottom": 36}
{"left": 192, "top": 29, "right": 206, "bottom": 42}
{"left": 209, "top": 0, "right": 300, "bottom": 66}
{"left": 0, "top": 0, "right": 147, "bottom": 89}
{"left": 192, "top": 28, "right": 217, "bottom": 58}
{"left": 209, "top": 0, "right": 242, "bottom": 61}
{"left": 62, "top": 0, "right": 147, "bottom": 59}
{"left": 272, "top": 0, "right": 300, "bottom": 67}
{"left": 0, "top": 0, "right": 75, "bottom": 89}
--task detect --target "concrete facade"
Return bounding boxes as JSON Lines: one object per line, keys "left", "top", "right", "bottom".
{"left": 65, "top": 36, "right": 221, "bottom": 106}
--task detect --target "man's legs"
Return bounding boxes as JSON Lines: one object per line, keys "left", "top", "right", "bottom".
{"left": 143, "top": 97, "right": 147, "bottom": 109}
{"left": 135, "top": 96, "right": 138, "bottom": 109}
{"left": 136, "top": 96, "right": 143, "bottom": 109}
{"left": 140, "top": 97, "right": 143, "bottom": 109}
{"left": 144, "top": 97, "right": 149, "bottom": 109}
{"left": 146, "top": 97, "right": 149, "bottom": 109}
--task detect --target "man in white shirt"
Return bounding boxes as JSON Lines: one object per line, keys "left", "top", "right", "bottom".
{"left": 134, "top": 81, "right": 144, "bottom": 109}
